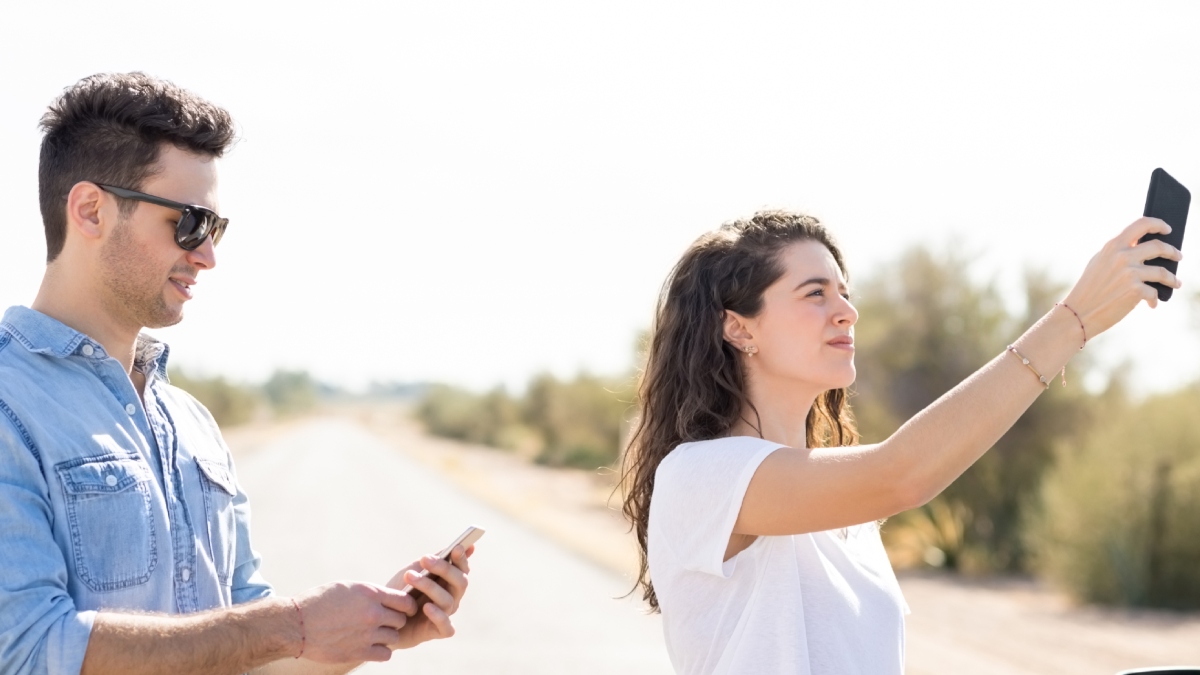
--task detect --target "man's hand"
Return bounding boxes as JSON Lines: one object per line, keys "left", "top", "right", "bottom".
{"left": 386, "top": 545, "right": 473, "bottom": 649}
{"left": 251, "top": 549, "right": 473, "bottom": 674}
{"left": 294, "top": 581, "right": 415, "bottom": 663}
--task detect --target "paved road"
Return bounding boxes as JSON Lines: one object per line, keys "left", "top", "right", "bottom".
{"left": 232, "top": 417, "right": 673, "bottom": 674}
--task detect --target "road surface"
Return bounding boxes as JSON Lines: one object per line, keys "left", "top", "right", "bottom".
{"left": 232, "top": 417, "right": 673, "bottom": 674}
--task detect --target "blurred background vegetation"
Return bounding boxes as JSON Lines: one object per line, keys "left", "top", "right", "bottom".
{"left": 171, "top": 244, "right": 1200, "bottom": 610}
{"left": 416, "top": 373, "right": 634, "bottom": 469}
{"left": 168, "top": 367, "right": 331, "bottom": 425}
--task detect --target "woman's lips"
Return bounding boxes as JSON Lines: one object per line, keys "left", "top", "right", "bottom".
{"left": 827, "top": 336, "right": 854, "bottom": 350}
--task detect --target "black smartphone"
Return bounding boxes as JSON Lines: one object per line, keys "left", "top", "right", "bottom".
{"left": 1139, "top": 168, "right": 1190, "bottom": 301}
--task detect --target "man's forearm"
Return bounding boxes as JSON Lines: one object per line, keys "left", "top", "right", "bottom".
{"left": 81, "top": 597, "right": 301, "bottom": 675}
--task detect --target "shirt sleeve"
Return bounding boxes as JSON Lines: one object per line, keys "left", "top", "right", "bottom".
{"left": 651, "top": 437, "right": 784, "bottom": 578}
{"left": 227, "top": 457, "right": 274, "bottom": 605}
{"left": 0, "top": 403, "right": 95, "bottom": 675}
{"left": 167, "top": 384, "right": 275, "bottom": 605}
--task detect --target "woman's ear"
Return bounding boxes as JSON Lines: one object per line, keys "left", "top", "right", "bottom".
{"left": 722, "top": 310, "right": 755, "bottom": 350}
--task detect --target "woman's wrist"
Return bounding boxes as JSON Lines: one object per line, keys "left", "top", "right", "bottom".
{"left": 1010, "top": 305, "right": 1085, "bottom": 387}
{"left": 1053, "top": 301, "right": 1087, "bottom": 350}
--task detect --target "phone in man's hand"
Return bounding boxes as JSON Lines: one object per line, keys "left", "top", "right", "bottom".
{"left": 401, "top": 525, "right": 484, "bottom": 605}
{"left": 1140, "top": 168, "right": 1190, "bottom": 301}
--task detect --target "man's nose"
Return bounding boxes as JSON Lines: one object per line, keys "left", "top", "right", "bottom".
{"left": 186, "top": 235, "right": 217, "bottom": 270}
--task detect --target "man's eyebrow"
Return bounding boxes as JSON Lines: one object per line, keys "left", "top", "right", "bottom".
{"left": 793, "top": 277, "right": 847, "bottom": 292}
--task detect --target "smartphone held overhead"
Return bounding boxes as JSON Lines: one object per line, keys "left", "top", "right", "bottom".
{"left": 1139, "top": 168, "right": 1190, "bottom": 302}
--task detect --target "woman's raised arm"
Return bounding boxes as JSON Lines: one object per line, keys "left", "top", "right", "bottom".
{"left": 734, "top": 217, "right": 1183, "bottom": 538}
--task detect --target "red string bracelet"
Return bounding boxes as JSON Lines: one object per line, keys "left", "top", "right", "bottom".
{"left": 290, "top": 598, "right": 306, "bottom": 659}
{"left": 1056, "top": 302, "right": 1086, "bottom": 350}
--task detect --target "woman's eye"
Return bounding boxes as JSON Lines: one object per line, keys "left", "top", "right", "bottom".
{"left": 807, "top": 288, "right": 850, "bottom": 300}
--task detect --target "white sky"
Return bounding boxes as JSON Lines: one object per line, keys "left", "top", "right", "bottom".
{"left": 2, "top": 2, "right": 1198, "bottom": 395}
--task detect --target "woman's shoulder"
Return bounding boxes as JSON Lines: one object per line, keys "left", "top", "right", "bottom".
{"left": 672, "top": 435, "right": 788, "bottom": 455}
{"left": 658, "top": 435, "right": 789, "bottom": 478}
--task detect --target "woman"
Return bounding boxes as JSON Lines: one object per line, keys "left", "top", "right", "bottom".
{"left": 620, "top": 210, "right": 1182, "bottom": 674}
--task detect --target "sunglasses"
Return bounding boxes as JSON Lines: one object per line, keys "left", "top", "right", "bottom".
{"left": 96, "top": 184, "right": 228, "bottom": 251}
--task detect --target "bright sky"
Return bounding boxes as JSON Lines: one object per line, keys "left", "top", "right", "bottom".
{"left": 2, "top": 2, "right": 1198, "bottom": 395}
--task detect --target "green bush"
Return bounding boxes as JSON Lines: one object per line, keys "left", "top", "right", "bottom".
{"left": 262, "top": 370, "right": 319, "bottom": 417}
{"left": 414, "top": 374, "right": 635, "bottom": 470}
{"left": 1027, "top": 386, "right": 1200, "bottom": 609}
{"left": 523, "top": 373, "right": 633, "bottom": 469}
{"left": 416, "top": 385, "right": 524, "bottom": 448}
{"left": 169, "top": 369, "right": 261, "bottom": 428}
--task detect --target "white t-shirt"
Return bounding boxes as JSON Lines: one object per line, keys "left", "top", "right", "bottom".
{"left": 648, "top": 436, "right": 910, "bottom": 675}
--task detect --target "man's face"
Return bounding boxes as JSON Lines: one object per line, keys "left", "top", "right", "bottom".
{"left": 99, "top": 145, "right": 220, "bottom": 330}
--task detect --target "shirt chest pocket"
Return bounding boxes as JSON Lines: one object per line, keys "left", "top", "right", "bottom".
{"left": 195, "top": 457, "right": 237, "bottom": 586}
{"left": 56, "top": 455, "right": 158, "bottom": 592}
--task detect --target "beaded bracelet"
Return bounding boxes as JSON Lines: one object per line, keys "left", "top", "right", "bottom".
{"left": 1055, "top": 301, "right": 1087, "bottom": 350}
{"left": 1007, "top": 345, "right": 1065, "bottom": 389}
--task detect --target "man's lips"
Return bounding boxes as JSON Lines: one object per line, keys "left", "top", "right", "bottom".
{"left": 169, "top": 276, "right": 196, "bottom": 299}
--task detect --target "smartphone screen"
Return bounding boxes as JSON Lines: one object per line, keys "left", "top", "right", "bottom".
{"left": 1140, "top": 168, "right": 1190, "bottom": 301}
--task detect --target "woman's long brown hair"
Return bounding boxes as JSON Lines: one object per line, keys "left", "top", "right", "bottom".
{"left": 620, "top": 210, "right": 860, "bottom": 612}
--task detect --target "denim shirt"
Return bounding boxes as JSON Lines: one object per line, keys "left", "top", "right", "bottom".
{"left": 0, "top": 306, "right": 273, "bottom": 675}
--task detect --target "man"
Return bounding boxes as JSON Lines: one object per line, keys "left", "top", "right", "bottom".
{"left": 0, "top": 72, "right": 471, "bottom": 675}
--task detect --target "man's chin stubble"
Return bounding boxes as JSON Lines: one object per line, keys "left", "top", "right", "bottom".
{"left": 143, "top": 302, "right": 185, "bottom": 330}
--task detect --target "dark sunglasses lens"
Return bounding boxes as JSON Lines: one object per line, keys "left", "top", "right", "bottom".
{"left": 175, "top": 210, "right": 211, "bottom": 250}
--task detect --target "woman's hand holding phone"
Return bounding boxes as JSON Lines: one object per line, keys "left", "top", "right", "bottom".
{"left": 1062, "top": 216, "right": 1183, "bottom": 338}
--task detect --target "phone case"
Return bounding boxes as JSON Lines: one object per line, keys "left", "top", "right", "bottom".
{"left": 1140, "top": 168, "right": 1190, "bottom": 301}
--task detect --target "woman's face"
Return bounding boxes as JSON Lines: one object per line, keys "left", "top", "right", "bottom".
{"left": 739, "top": 240, "right": 859, "bottom": 390}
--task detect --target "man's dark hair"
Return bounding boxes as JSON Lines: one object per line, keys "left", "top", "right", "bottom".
{"left": 38, "top": 72, "right": 236, "bottom": 262}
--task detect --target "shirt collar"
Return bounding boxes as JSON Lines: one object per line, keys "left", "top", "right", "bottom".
{"left": 1, "top": 305, "right": 172, "bottom": 382}
{"left": 1, "top": 306, "right": 88, "bottom": 357}
{"left": 135, "top": 334, "right": 172, "bottom": 383}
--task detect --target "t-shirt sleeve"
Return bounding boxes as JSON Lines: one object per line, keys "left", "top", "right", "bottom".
{"left": 651, "top": 437, "right": 785, "bottom": 578}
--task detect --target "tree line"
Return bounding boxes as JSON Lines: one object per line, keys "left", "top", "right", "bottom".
{"left": 168, "top": 368, "right": 324, "bottom": 424}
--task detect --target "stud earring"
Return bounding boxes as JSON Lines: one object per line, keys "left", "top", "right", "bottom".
{"left": 743, "top": 345, "right": 758, "bottom": 356}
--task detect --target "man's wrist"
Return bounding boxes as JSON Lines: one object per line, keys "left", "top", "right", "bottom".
{"left": 235, "top": 596, "right": 306, "bottom": 665}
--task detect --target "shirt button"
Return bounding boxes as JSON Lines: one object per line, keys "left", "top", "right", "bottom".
{"left": 125, "top": 403, "right": 137, "bottom": 415}
{"left": 105, "top": 474, "right": 117, "bottom": 487}
{"left": 81, "top": 344, "right": 94, "bottom": 357}
{"left": 181, "top": 568, "right": 191, "bottom": 582}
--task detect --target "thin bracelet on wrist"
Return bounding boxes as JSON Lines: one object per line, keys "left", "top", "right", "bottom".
{"left": 290, "top": 598, "right": 306, "bottom": 659}
{"left": 1007, "top": 345, "right": 1065, "bottom": 389}
{"left": 1055, "top": 301, "right": 1087, "bottom": 350}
